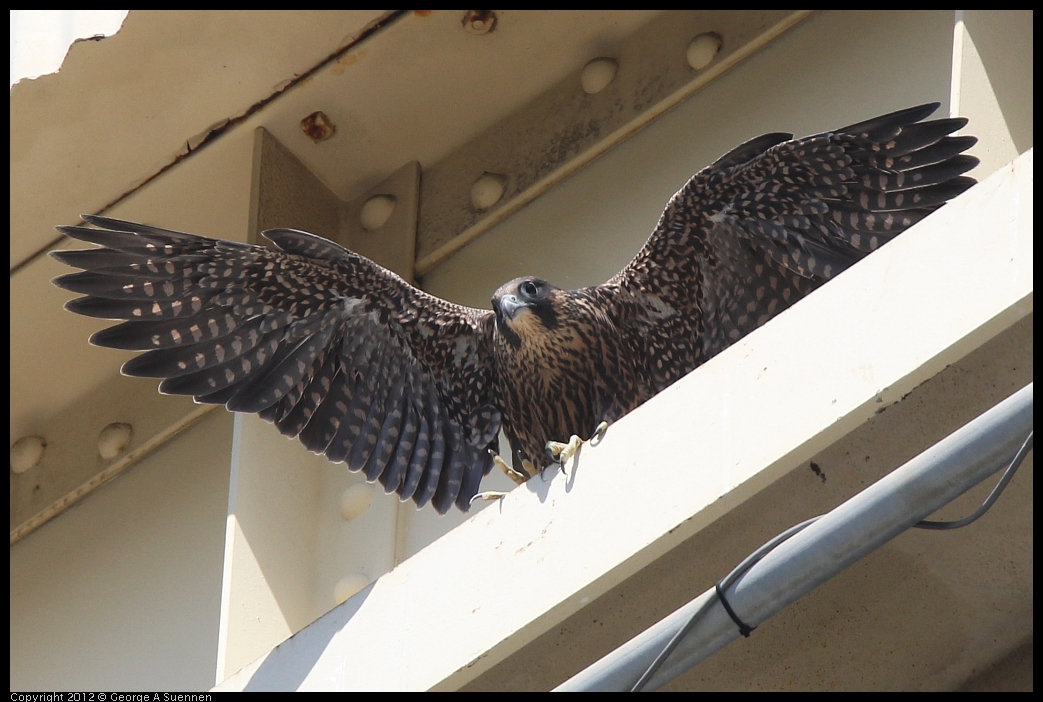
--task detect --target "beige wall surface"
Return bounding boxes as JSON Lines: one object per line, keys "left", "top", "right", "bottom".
{"left": 10, "top": 411, "right": 233, "bottom": 690}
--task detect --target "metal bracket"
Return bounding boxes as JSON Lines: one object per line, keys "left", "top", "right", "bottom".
{"left": 249, "top": 126, "right": 420, "bottom": 282}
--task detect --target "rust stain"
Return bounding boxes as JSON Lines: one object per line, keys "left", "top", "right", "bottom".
{"left": 18, "top": 10, "right": 412, "bottom": 279}
{"left": 330, "top": 53, "right": 359, "bottom": 76}
{"left": 301, "top": 111, "right": 336, "bottom": 143}
{"left": 413, "top": 10, "right": 433, "bottom": 17}
{"left": 515, "top": 523, "right": 551, "bottom": 555}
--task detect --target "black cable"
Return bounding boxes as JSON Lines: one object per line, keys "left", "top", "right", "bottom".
{"left": 630, "top": 518, "right": 818, "bottom": 691}
{"left": 715, "top": 582, "right": 755, "bottom": 638}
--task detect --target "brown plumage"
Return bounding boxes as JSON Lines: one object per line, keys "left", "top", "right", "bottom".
{"left": 52, "top": 103, "right": 977, "bottom": 514}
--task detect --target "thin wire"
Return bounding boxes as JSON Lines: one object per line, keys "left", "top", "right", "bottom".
{"left": 629, "top": 429, "right": 1032, "bottom": 692}
{"left": 915, "top": 431, "right": 1032, "bottom": 530}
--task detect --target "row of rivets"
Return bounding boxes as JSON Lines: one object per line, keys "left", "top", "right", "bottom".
{"left": 11, "top": 422, "right": 133, "bottom": 474}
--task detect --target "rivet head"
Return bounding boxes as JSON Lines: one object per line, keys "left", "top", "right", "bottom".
{"left": 340, "top": 482, "right": 376, "bottom": 520}
{"left": 687, "top": 33, "right": 722, "bottom": 70}
{"left": 360, "top": 195, "right": 397, "bottom": 231}
{"left": 301, "top": 111, "right": 336, "bottom": 143}
{"left": 334, "top": 573, "right": 371, "bottom": 605}
{"left": 463, "top": 10, "right": 496, "bottom": 35}
{"left": 98, "top": 423, "right": 133, "bottom": 460}
{"left": 471, "top": 173, "right": 508, "bottom": 211}
{"left": 581, "top": 57, "right": 618, "bottom": 95}
{"left": 11, "top": 436, "right": 46, "bottom": 474}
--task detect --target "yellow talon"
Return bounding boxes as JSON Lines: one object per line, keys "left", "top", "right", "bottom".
{"left": 470, "top": 490, "right": 509, "bottom": 505}
{"left": 491, "top": 450, "right": 529, "bottom": 484}
{"left": 521, "top": 458, "right": 537, "bottom": 478}
{"left": 546, "top": 434, "right": 583, "bottom": 473}
{"left": 546, "top": 422, "right": 609, "bottom": 476}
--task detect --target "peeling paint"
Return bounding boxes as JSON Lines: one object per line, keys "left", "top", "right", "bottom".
{"left": 15, "top": 10, "right": 410, "bottom": 277}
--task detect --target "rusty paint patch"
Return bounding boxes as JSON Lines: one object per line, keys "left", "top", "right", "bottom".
{"left": 301, "top": 111, "right": 336, "bottom": 143}
{"left": 414, "top": 10, "right": 433, "bottom": 17}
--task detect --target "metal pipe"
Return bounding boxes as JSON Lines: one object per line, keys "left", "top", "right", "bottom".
{"left": 556, "top": 382, "right": 1033, "bottom": 691}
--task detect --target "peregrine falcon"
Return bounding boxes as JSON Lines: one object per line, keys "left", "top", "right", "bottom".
{"left": 52, "top": 103, "right": 977, "bottom": 513}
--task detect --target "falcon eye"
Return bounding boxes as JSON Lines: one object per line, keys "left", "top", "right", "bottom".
{"left": 521, "top": 281, "right": 539, "bottom": 298}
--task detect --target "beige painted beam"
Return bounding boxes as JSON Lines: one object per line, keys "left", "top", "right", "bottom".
{"left": 215, "top": 148, "right": 1032, "bottom": 691}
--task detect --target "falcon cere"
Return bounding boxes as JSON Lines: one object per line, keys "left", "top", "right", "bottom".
{"left": 53, "top": 104, "right": 977, "bottom": 513}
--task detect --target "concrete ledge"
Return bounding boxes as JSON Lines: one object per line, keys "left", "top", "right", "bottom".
{"left": 215, "top": 149, "right": 1032, "bottom": 691}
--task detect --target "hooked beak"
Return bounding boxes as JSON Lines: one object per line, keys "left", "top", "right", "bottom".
{"left": 498, "top": 294, "right": 528, "bottom": 321}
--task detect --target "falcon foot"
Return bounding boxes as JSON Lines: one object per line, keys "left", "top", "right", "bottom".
{"left": 545, "top": 421, "right": 609, "bottom": 476}
{"left": 490, "top": 449, "right": 529, "bottom": 484}
{"left": 546, "top": 435, "right": 582, "bottom": 467}
{"left": 470, "top": 490, "right": 509, "bottom": 505}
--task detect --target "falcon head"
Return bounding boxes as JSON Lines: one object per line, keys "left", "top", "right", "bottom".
{"left": 492, "top": 276, "right": 561, "bottom": 347}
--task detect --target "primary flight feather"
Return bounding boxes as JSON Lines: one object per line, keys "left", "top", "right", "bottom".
{"left": 52, "top": 103, "right": 977, "bottom": 514}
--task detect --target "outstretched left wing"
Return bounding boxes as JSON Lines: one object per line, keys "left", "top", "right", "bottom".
{"left": 609, "top": 103, "right": 978, "bottom": 394}
{"left": 52, "top": 216, "right": 501, "bottom": 513}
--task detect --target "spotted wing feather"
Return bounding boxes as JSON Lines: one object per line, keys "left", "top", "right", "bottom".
{"left": 52, "top": 215, "right": 500, "bottom": 513}
{"left": 611, "top": 102, "right": 977, "bottom": 392}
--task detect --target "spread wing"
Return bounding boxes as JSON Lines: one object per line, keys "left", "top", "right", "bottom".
{"left": 611, "top": 102, "right": 978, "bottom": 392}
{"left": 52, "top": 215, "right": 501, "bottom": 513}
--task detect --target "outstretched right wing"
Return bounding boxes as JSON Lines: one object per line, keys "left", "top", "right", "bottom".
{"left": 52, "top": 215, "right": 501, "bottom": 513}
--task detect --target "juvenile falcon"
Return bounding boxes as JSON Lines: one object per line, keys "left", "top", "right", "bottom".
{"left": 52, "top": 103, "right": 978, "bottom": 513}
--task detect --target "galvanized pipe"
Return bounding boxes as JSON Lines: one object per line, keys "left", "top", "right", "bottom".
{"left": 557, "top": 382, "right": 1033, "bottom": 691}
